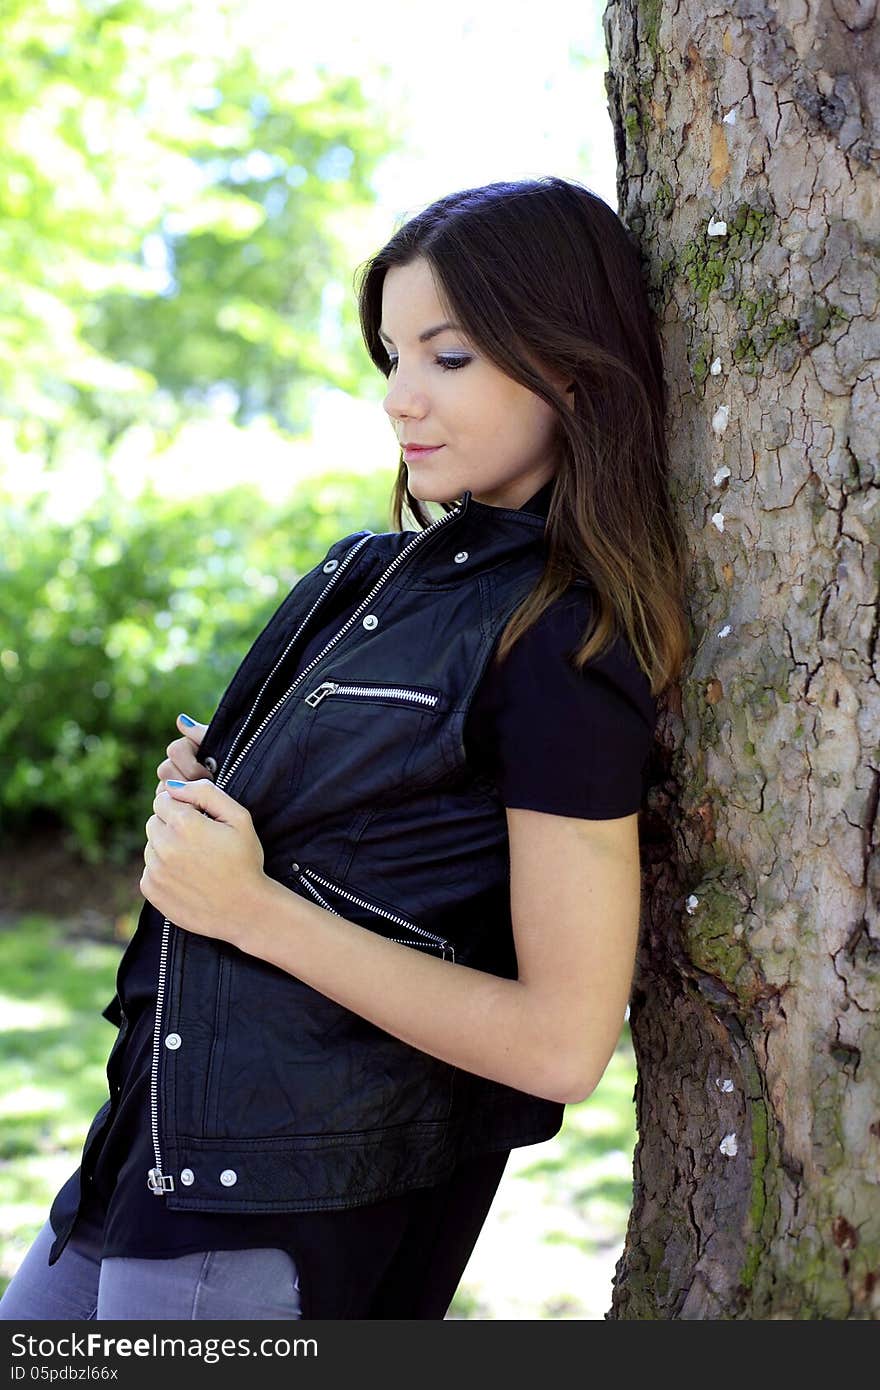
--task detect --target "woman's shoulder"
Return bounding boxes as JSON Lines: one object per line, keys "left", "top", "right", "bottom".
{"left": 502, "top": 584, "right": 657, "bottom": 728}
{"left": 467, "top": 582, "right": 659, "bottom": 819}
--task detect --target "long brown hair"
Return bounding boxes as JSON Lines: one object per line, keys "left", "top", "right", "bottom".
{"left": 354, "top": 175, "right": 690, "bottom": 697}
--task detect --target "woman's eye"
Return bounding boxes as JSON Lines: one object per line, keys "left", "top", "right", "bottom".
{"left": 385, "top": 356, "right": 471, "bottom": 374}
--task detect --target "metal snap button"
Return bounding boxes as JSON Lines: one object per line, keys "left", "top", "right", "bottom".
{"left": 220, "top": 1168, "right": 238, "bottom": 1187}
{"left": 290, "top": 861, "right": 300, "bottom": 873}
{"left": 180, "top": 1168, "right": 195, "bottom": 1186}
{"left": 362, "top": 614, "right": 378, "bottom": 630}
{"left": 454, "top": 550, "right": 469, "bottom": 563}
{"left": 323, "top": 558, "right": 339, "bottom": 572}
{"left": 204, "top": 756, "right": 217, "bottom": 775}
{"left": 164, "top": 1033, "right": 182, "bottom": 1050}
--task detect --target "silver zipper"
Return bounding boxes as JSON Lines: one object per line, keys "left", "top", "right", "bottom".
{"left": 146, "top": 922, "right": 175, "bottom": 1194}
{"left": 296, "top": 865, "right": 455, "bottom": 963}
{"left": 305, "top": 681, "right": 440, "bottom": 709}
{"left": 147, "top": 504, "right": 464, "bottom": 1193}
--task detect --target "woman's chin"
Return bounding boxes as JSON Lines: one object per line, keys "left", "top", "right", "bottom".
{"left": 405, "top": 475, "right": 462, "bottom": 507}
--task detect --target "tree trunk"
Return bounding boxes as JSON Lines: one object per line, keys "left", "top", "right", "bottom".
{"left": 602, "top": 0, "right": 880, "bottom": 1318}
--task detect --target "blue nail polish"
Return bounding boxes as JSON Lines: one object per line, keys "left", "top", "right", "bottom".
{"left": 167, "top": 780, "right": 186, "bottom": 787}
{"left": 178, "top": 714, "right": 195, "bottom": 727}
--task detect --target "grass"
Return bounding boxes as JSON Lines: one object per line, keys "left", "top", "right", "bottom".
{"left": 0, "top": 916, "right": 121, "bottom": 1285}
{"left": 0, "top": 914, "right": 638, "bottom": 1315}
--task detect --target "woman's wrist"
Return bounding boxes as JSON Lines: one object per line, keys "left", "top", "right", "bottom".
{"left": 228, "top": 871, "right": 293, "bottom": 957}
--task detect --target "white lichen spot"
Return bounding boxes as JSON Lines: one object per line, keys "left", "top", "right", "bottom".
{"left": 685, "top": 894, "right": 700, "bottom": 915}
{"left": 717, "top": 623, "right": 732, "bottom": 638}
{"left": 708, "top": 216, "right": 728, "bottom": 237}
{"left": 733, "top": 921, "right": 744, "bottom": 938}
{"left": 713, "top": 464, "right": 731, "bottom": 485}
{"left": 709, "top": 356, "right": 723, "bottom": 375}
{"left": 710, "top": 512, "right": 725, "bottom": 533}
{"left": 711, "top": 404, "right": 730, "bottom": 434}
{"left": 720, "top": 1132, "right": 738, "bottom": 1156}
{"left": 715, "top": 1078, "right": 735, "bottom": 1092}
{"left": 722, "top": 108, "right": 737, "bottom": 125}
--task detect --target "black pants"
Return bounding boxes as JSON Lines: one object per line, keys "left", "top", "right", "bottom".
{"left": 292, "top": 1149, "right": 511, "bottom": 1318}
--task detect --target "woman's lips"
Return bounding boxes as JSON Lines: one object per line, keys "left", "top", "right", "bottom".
{"left": 403, "top": 445, "right": 444, "bottom": 461}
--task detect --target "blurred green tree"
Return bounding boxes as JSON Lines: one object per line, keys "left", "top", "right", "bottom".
{"left": 0, "top": 0, "right": 397, "bottom": 460}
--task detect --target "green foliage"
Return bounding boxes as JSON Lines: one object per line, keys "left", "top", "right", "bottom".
{"left": 0, "top": 471, "right": 396, "bottom": 863}
{"left": 0, "top": 0, "right": 397, "bottom": 457}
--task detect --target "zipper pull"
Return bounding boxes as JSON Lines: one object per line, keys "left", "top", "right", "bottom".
{"left": 305, "top": 681, "right": 338, "bottom": 707}
{"left": 147, "top": 1167, "right": 175, "bottom": 1194}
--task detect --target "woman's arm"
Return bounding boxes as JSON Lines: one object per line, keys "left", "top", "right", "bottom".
{"left": 247, "top": 807, "right": 641, "bottom": 1104}
{"left": 145, "top": 784, "right": 643, "bottom": 1104}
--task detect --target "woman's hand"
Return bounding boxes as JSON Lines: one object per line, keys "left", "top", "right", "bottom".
{"left": 141, "top": 779, "right": 267, "bottom": 944}
{"left": 155, "top": 713, "right": 214, "bottom": 796}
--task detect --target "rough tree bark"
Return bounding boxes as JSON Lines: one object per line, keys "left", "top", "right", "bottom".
{"left": 602, "top": 0, "right": 880, "bottom": 1318}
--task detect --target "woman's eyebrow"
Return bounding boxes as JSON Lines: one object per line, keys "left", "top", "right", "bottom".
{"left": 378, "top": 321, "right": 462, "bottom": 345}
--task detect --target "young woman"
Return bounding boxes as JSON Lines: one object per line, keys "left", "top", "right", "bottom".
{"left": 0, "top": 175, "right": 689, "bottom": 1321}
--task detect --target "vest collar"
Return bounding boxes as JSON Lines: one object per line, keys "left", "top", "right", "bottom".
{"left": 456, "top": 488, "right": 546, "bottom": 529}
{"left": 456, "top": 476, "right": 553, "bottom": 523}
{"left": 403, "top": 485, "right": 548, "bottom": 585}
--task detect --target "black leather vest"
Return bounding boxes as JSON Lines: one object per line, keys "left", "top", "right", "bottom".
{"left": 101, "top": 488, "right": 585, "bottom": 1211}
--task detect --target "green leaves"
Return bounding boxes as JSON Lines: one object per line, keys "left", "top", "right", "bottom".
{"left": 0, "top": 470, "right": 395, "bottom": 862}
{"left": 0, "top": 0, "right": 396, "bottom": 451}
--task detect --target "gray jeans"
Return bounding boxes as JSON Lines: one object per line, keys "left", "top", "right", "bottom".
{"left": 0, "top": 1218, "right": 302, "bottom": 1321}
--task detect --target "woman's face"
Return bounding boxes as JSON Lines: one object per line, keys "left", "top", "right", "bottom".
{"left": 380, "top": 257, "right": 571, "bottom": 509}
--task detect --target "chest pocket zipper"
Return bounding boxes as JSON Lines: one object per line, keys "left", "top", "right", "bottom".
{"left": 292, "top": 864, "right": 455, "bottom": 963}
{"left": 304, "top": 681, "right": 441, "bottom": 709}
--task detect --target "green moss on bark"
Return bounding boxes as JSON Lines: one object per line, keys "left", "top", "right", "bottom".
{"left": 639, "top": 0, "right": 663, "bottom": 61}
{"left": 678, "top": 204, "right": 772, "bottom": 310}
{"left": 738, "top": 1087, "right": 770, "bottom": 1293}
{"left": 682, "top": 883, "right": 753, "bottom": 997}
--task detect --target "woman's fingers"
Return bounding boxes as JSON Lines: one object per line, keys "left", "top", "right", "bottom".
{"left": 155, "top": 758, "right": 214, "bottom": 784}
{"left": 155, "top": 762, "right": 201, "bottom": 791}
{"left": 176, "top": 713, "right": 209, "bottom": 747}
{"left": 155, "top": 731, "right": 215, "bottom": 786}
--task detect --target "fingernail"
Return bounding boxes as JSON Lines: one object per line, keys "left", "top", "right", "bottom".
{"left": 167, "top": 780, "right": 186, "bottom": 787}
{"left": 178, "top": 713, "right": 196, "bottom": 727}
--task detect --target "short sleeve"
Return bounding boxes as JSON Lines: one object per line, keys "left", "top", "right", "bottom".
{"left": 463, "top": 592, "right": 658, "bottom": 819}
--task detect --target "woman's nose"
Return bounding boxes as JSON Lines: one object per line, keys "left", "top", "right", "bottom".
{"left": 383, "top": 372, "right": 426, "bottom": 421}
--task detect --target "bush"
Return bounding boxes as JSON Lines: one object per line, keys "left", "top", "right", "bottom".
{"left": 0, "top": 470, "right": 395, "bottom": 863}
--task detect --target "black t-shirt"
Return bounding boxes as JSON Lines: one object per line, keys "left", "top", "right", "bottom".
{"left": 48, "top": 478, "right": 657, "bottom": 1317}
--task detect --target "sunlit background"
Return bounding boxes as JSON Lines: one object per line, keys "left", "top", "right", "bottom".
{"left": 0, "top": 0, "right": 638, "bottom": 1320}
